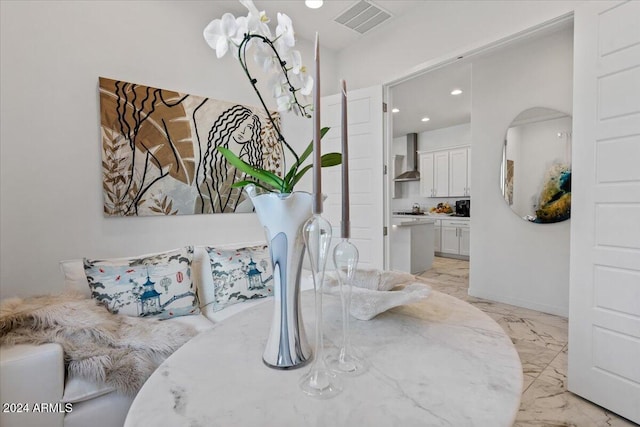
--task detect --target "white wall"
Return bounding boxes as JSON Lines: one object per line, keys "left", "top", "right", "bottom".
{"left": 0, "top": 1, "right": 338, "bottom": 298}
{"left": 469, "top": 26, "right": 573, "bottom": 316}
{"left": 337, "top": 1, "right": 579, "bottom": 91}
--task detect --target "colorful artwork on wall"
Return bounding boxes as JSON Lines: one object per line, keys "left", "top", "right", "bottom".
{"left": 99, "top": 77, "right": 283, "bottom": 216}
{"left": 534, "top": 162, "right": 571, "bottom": 223}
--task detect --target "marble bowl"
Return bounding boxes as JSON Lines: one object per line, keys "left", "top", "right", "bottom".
{"left": 323, "top": 269, "right": 431, "bottom": 320}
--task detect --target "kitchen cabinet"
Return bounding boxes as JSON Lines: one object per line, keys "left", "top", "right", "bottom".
{"left": 460, "top": 225, "right": 470, "bottom": 256}
{"left": 439, "top": 219, "right": 470, "bottom": 257}
{"left": 419, "top": 146, "right": 471, "bottom": 198}
{"left": 434, "top": 220, "right": 442, "bottom": 252}
{"left": 449, "top": 147, "right": 471, "bottom": 197}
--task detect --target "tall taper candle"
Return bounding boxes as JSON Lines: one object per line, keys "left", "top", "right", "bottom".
{"left": 312, "top": 33, "right": 322, "bottom": 214}
{"left": 341, "top": 80, "right": 350, "bottom": 239}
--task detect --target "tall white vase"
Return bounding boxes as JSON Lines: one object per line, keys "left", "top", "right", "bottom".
{"left": 246, "top": 184, "right": 312, "bottom": 369}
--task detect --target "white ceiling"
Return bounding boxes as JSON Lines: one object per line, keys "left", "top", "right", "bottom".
{"left": 204, "top": 1, "right": 421, "bottom": 51}
{"left": 203, "top": 0, "right": 472, "bottom": 138}
{"left": 390, "top": 62, "right": 472, "bottom": 138}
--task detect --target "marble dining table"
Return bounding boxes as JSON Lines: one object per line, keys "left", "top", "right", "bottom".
{"left": 125, "top": 289, "right": 523, "bottom": 427}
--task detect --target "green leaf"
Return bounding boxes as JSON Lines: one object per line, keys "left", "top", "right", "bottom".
{"left": 217, "top": 147, "right": 285, "bottom": 191}
{"left": 321, "top": 152, "right": 342, "bottom": 167}
{"left": 231, "top": 180, "right": 276, "bottom": 193}
{"left": 290, "top": 164, "right": 312, "bottom": 189}
{"left": 288, "top": 152, "right": 342, "bottom": 189}
{"left": 297, "top": 127, "right": 331, "bottom": 167}
{"left": 284, "top": 127, "right": 332, "bottom": 188}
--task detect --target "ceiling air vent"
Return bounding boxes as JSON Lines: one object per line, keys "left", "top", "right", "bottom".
{"left": 334, "top": 0, "right": 391, "bottom": 34}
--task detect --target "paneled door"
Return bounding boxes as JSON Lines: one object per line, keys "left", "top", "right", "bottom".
{"left": 569, "top": 1, "right": 640, "bottom": 423}
{"left": 321, "top": 86, "right": 384, "bottom": 270}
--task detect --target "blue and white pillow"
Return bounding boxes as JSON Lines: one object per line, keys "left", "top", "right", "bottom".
{"left": 205, "top": 245, "right": 274, "bottom": 312}
{"left": 83, "top": 246, "right": 199, "bottom": 319}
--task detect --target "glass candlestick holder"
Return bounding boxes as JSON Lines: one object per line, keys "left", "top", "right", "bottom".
{"left": 298, "top": 214, "right": 343, "bottom": 399}
{"left": 327, "top": 238, "right": 368, "bottom": 376}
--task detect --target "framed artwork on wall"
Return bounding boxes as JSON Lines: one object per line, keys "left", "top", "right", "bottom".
{"left": 99, "top": 77, "right": 283, "bottom": 216}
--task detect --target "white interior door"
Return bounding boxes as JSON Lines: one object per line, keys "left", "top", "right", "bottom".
{"left": 569, "top": 1, "right": 640, "bottom": 423}
{"left": 321, "top": 85, "right": 384, "bottom": 270}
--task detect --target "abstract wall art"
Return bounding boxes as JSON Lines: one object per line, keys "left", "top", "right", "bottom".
{"left": 99, "top": 77, "right": 283, "bottom": 216}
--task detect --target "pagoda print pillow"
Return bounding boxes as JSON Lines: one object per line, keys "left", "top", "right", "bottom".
{"left": 83, "top": 246, "right": 199, "bottom": 319}
{"left": 205, "top": 245, "right": 274, "bottom": 312}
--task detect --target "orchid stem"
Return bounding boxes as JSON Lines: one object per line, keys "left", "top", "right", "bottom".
{"left": 238, "top": 34, "right": 307, "bottom": 172}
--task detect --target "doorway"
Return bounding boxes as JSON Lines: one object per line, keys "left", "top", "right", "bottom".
{"left": 383, "top": 14, "right": 574, "bottom": 318}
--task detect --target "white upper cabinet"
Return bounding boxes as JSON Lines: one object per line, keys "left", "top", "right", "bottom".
{"left": 420, "top": 146, "right": 471, "bottom": 198}
{"left": 433, "top": 151, "right": 449, "bottom": 197}
{"left": 449, "top": 148, "right": 468, "bottom": 197}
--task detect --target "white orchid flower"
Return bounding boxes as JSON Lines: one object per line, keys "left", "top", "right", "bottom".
{"left": 234, "top": 16, "right": 248, "bottom": 39}
{"left": 240, "top": 0, "right": 272, "bottom": 38}
{"left": 232, "top": 16, "right": 251, "bottom": 56}
{"left": 269, "top": 74, "right": 288, "bottom": 98}
{"left": 286, "top": 69, "right": 313, "bottom": 97}
{"left": 275, "top": 13, "right": 295, "bottom": 52}
{"left": 203, "top": 13, "right": 239, "bottom": 59}
{"left": 276, "top": 94, "right": 295, "bottom": 112}
{"left": 296, "top": 72, "right": 314, "bottom": 96}
{"left": 254, "top": 44, "right": 278, "bottom": 73}
{"left": 283, "top": 50, "right": 302, "bottom": 74}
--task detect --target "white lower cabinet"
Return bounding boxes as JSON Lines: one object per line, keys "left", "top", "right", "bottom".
{"left": 439, "top": 220, "right": 470, "bottom": 257}
{"left": 459, "top": 226, "right": 470, "bottom": 256}
{"left": 434, "top": 221, "right": 442, "bottom": 252}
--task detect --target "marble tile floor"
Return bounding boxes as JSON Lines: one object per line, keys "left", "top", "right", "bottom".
{"left": 418, "top": 257, "right": 637, "bottom": 427}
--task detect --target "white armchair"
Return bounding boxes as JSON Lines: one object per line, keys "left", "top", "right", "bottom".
{"left": 1, "top": 343, "right": 66, "bottom": 427}
{"left": 1, "top": 316, "right": 212, "bottom": 427}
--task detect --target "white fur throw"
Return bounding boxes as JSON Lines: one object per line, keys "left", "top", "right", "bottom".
{"left": 0, "top": 293, "right": 197, "bottom": 395}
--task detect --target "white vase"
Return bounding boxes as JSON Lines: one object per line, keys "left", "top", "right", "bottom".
{"left": 246, "top": 184, "right": 312, "bottom": 369}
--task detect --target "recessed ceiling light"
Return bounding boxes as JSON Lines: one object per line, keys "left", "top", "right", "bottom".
{"left": 421, "top": 117, "right": 430, "bottom": 122}
{"left": 305, "top": 0, "right": 323, "bottom": 9}
{"left": 450, "top": 89, "right": 463, "bottom": 96}
{"left": 392, "top": 108, "right": 400, "bottom": 113}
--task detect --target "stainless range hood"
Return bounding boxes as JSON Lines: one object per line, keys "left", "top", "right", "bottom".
{"left": 394, "top": 133, "right": 420, "bottom": 181}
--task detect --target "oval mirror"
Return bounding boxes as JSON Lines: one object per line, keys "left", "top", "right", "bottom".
{"left": 501, "top": 107, "right": 572, "bottom": 223}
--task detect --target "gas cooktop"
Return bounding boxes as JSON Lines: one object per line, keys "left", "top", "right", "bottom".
{"left": 393, "top": 211, "right": 426, "bottom": 216}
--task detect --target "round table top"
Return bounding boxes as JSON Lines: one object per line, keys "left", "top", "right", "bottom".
{"left": 125, "top": 290, "right": 522, "bottom": 427}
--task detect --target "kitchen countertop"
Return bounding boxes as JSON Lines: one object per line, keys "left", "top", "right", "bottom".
{"left": 392, "top": 213, "right": 470, "bottom": 220}
{"left": 393, "top": 218, "right": 436, "bottom": 226}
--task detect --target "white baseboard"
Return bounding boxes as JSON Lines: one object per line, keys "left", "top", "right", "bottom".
{"left": 467, "top": 287, "right": 568, "bottom": 318}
